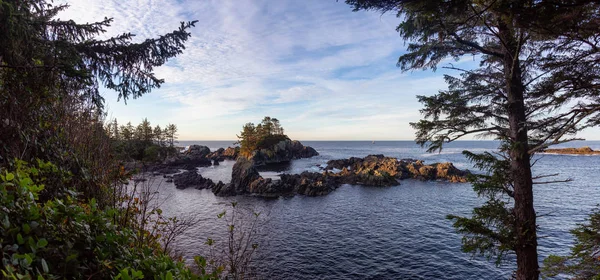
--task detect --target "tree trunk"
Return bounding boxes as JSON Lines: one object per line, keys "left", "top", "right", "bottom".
{"left": 500, "top": 24, "right": 540, "bottom": 280}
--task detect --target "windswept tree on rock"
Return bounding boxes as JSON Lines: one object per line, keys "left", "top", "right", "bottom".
{"left": 236, "top": 117, "right": 288, "bottom": 157}
{"left": 346, "top": 1, "right": 600, "bottom": 279}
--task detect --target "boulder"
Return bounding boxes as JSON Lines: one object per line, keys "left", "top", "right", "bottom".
{"left": 164, "top": 145, "right": 212, "bottom": 168}
{"left": 173, "top": 171, "right": 216, "bottom": 189}
{"left": 249, "top": 139, "right": 319, "bottom": 166}
{"left": 222, "top": 147, "right": 240, "bottom": 159}
{"left": 213, "top": 157, "right": 260, "bottom": 196}
{"left": 185, "top": 145, "right": 211, "bottom": 157}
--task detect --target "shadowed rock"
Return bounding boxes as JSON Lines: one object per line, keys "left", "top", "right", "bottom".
{"left": 173, "top": 171, "right": 217, "bottom": 190}
{"left": 249, "top": 139, "right": 319, "bottom": 166}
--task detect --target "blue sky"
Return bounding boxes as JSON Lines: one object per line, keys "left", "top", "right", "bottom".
{"left": 59, "top": 0, "right": 599, "bottom": 140}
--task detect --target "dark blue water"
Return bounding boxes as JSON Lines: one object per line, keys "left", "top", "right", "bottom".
{"left": 157, "top": 140, "right": 600, "bottom": 279}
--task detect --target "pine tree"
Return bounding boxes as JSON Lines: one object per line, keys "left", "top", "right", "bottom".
{"left": 346, "top": 1, "right": 600, "bottom": 279}
{"left": 0, "top": 0, "right": 196, "bottom": 167}
{"left": 165, "top": 124, "right": 178, "bottom": 147}
{"left": 153, "top": 125, "right": 164, "bottom": 146}
{"left": 543, "top": 208, "right": 600, "bottom": 279}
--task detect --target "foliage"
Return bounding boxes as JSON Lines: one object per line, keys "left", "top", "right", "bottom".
{"left": 0, "top": 160, "right": 216, "bottom": 279}
{"left": 0, "top": 1, "right": 225, "bottom": 279}
{"left": 204, "top": 202, "right": 263, "bottom": 279}
{"left": 346, "top": 0, "right": 600, "bottom": 278}
{"left": 447, "top": 150, "right": 516, "bottom": 265}
{"left": 0, "top": 0, "right": 194, "bottom": 204}
{"left": 236, "top": 117, "right": 288, "bottom": 157}
{"left": 542, "top": 208, "right": 600, "bottom": 279}
{"left": 108, "top": 118, "right": 179, "bottom": 162}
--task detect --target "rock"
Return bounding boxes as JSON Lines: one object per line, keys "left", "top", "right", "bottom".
{"left": 185, "top": 145, "right": 211, "bottom": 157}
{"left": 326, "top": 155, "right": 469, "bottom": 184}
{"left": 213, "top": 159, "right": 220, "bottom": 166}
{"left": 249, "top": 139, "right": 319, "bottom": 166}
{"left": 291, "top": 172, "right": 339, "bottom": 196}
{"left": 213, "top": 157, "right": 260, "bottom": 196}
{"left": 173, "top": 171, "right": 216, "bottom": 189}
{"left": 222, "top": 147, "right": 240, "bottom": 159}
{"left": 542, "top": 146, "right": 600, "bottom": 155}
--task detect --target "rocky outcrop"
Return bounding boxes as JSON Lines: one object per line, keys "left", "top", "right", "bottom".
{"left": 164, "top": 145, "right": 212, "bottom": 168}
{"left": 213, "top": 157, "right": 260, "bottom": 196}
{"left": 541, "top": 146, "right": 600, "bottom": 155}
{"left": 173, "top": 171, "right": 218, "bottom": 189}
{"left": 248, "top": 139, "right": 318, "bottom": 166}
{"left": 327, "top": 155, "right": 469, "bottom": 183}
{"left": 223, "top": 147, "right": 240, "bottom": 159}
{"left": 207, "top": 147, "right": 240, "bottom": 161}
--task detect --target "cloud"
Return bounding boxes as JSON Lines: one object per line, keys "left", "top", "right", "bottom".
{"left": 57, "top": 0, "right": 477, "bottom": 140}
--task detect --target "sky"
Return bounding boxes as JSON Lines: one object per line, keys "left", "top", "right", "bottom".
{"left": 58, "top": 0, "right": 599, "bottom": 141}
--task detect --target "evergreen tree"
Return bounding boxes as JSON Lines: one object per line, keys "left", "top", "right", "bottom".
{"left": 136, "top": 118, "right": 153, "bottom": 143}
{"left": 346, "top": 1, "right": 600, "bottom": 279}
{"left": 0, "top": 0, "right": 196, "bottom": 167}
{"left": 165, "top": 124, "right": 178, "bottom": 147}
{"left": 543, "top": 208, "right": 600, "bottom": 279}
{"left": 154, "top": 125, "right": 164, "bottom": 146}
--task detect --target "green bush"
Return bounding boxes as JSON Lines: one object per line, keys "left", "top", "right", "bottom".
{"left": 0, "top": 160, "right": 219, "bottom": 280}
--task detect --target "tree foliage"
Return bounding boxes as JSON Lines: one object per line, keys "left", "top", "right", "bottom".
{"left": 0, "top": 0, "right": 196, "bottom": 169}
{"left": 0, "top": 0, "right": 216, "bottom": 279}
{"left": 109, "top": 119, "right": 179, "bottom": 162}
{"left": 236, "top": 117, "right": 288, "bottom": 157}
{"left": 543, "top": 208, "right": 600, "bottom": 279}
{"left": 346, "top": 0, "right": 600, "bottom": 279}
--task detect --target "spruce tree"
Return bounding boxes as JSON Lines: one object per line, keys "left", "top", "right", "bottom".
{"left": 346, "top": 1, "right": 600, "bottom": 279}
{"left": 0, "top": 0, "right": 196, "bottom": 168}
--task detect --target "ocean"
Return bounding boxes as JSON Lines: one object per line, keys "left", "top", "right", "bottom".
{"left": 152, "top": 140, "right": 600, "bottom": 279}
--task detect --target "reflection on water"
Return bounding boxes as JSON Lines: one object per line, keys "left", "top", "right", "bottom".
{"left": 162, "top": 140, "right": 600, "bottom": 279}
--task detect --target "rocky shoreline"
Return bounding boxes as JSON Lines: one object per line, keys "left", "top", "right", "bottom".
{"left": 540, "top": 146, "right": 600, "bottom": 155}
{"left": 209, "top": 154, "right": 470, "bottom": 197}
{"left": 128, "top": 140, "right": 471, "bottom": 198}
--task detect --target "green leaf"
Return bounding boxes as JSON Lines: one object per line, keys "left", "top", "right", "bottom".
{"left": 22, "top": 224, "right": 31, "bottom": 234}
{"left": 37, "top": 238, "right": 48, "bottom": 248}
{"left": 17, "top": 233, "right": 24, "bottom": 245}
{"left": 165, "top": 271, "right": 173, "bottom": 280}
{"left": 5, "top": 173, "right": 14, "bottom": 181}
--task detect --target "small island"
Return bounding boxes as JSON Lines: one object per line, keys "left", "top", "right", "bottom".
{"left": 149, "top": 117, "right": 472, "bottom": 197}
{"left": 540, "top": 146, "right": 600, "bottom": 155}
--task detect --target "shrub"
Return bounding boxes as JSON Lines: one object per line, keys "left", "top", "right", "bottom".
{"left": 0, "top": 160, "right": 218, "bottom": 279}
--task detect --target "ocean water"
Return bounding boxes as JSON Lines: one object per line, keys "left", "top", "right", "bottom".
{"left": 152, "top": 140, "right": 600, "bottom": 279}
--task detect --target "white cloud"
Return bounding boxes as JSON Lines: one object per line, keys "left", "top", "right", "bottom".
{"left": 57, "top": 0, "right": 478, "bottom": 140}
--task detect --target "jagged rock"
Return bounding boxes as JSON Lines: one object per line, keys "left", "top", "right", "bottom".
{"left": 185, "top": 145, "right": 211, "bottom": 157}
{"left": 249, "top": 139, "right": 319, "bottom": 166}
{"left": 327, "top": 154, "right": 468, "bottom": 183}
{"left": 213, "top": 157, "right": 260, "bottom": 196}
{"left": 173, "top": 171, "right": 216, "bottom": 189}
{"left": 213, "top": 159, "right": 220, "bottom": 166}
{"left": 542, "top": 146, "right": 600, "bottom": 155}
{"left": 289, "top": 172, "right": 339, "bottom": 196}
{"left": 223, "top": 147, "right": 240, "bottom": 159}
